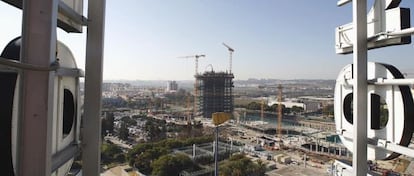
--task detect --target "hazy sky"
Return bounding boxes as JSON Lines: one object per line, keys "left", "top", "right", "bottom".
{"left": 1, "top": 1, "right": 414, "bottom": 80}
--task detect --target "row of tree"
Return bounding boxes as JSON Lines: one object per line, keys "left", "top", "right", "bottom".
{"left": 101, "top": 136, "right": 267, "bottom": 176}
{"left": 245, "top": 101, "right": 304, "bottom": 114}
{"left": 219, "top": 154, "right": 267, "bottom": 176}
{"left": 102, "top": 88, "right": 192, "bottom": 110}
{"left": 101, "top": 112, "right": 134, "bottom": 141}
{"left": 126, "top": 136, "right": 213, "bottom": 175}
{"left": 101, "top": 141, "right": 125, "bottom": 164}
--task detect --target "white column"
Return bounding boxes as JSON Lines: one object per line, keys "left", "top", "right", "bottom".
{"left": 82, "top": 0, "right": 106, "bottom": 175}
{"left": 17, "top": 0, "right": 58, "bottom": 175}
{"left": 352, "top": 0, "right": 368, "bottom": 175}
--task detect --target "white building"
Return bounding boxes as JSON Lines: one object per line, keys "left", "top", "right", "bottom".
{"left": 166, "top": 80, "right": 178, "bottom": 92}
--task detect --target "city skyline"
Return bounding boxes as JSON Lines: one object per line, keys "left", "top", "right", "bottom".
{"left": 1, "top": 1, "right": 414, "bottom": 80}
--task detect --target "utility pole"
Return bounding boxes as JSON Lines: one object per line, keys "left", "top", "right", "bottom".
{"left": 212, "top": 112, "right": 230, "bottom": 176}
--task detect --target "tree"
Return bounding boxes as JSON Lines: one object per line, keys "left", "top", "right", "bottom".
{"left": 291, "top": 105, "right": 304, "bottom": 114}
{"left": 322, "top": 104, "right": 334, "bottom": 118}
{"left": 121, "top": 116, "right": 137, "bottom": 126}
{"left": 151, "top": 154, "right": 195, "bottom": 176}
{"left": 101, "top": 112, "right": 115, "bottom": 137}
{"left": 118, "top": 122, "right": 129, "bottom": 141}
{"left": 105, "top": 113, "right": 115, "bottom": 132}
{"left": 267, "top": 104, "right": 285, "bottom": 112}
{"left": 219, "top": 154, "right": 266, "bottom": 176}
{"left": 127, "top": 136, "right": 213, "bottom": 175}
{"left": 101, "top": 142, "right": 124, "bottom": 164}
{"left": 144, "top": 119, "right": 166, "bottom": 142}
{"left": 132, "top": 147, "right": 169, "bottom": 175}
{"left": 102, "top": 97, "right": 128, "bottom": 108}
{"left": 246, "top": 102, "right": 261, "bottom": 110}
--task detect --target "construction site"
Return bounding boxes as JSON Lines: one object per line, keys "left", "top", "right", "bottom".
{"left": 195, "top": 71, "right": 234, "bottom": 119}
{"left": 179, "top": 43, "right": 349, "bottom": 175}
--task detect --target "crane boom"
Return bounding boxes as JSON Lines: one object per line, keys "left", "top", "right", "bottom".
{"left": 222, "top": 43, "right": 234, "bottom": 73}
{"left": 222, "top": 43, "right": 234, "bottom": 52}
{"left": 177, "top": 54, "right": 206, "bottom": 75}
{"left": 177, "top": 54, "right": 206, "bottom": 122}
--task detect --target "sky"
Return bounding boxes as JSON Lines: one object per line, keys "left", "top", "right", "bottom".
{"left": 0, "top": 0, "right": 414, "bottom": 80}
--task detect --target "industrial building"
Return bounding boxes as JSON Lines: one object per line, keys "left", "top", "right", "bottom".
{"left": 195, "top": 71, "right": 234, "bottom": 118}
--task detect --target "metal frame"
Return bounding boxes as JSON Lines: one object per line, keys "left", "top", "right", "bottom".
{"left": 352, "top": 1, "right": 368, "bottom": 175}
{"left": 339, "top": 131, "right": 414, "bottom": 158}
{"left": 51, "top": 143, "right": 80, "bottom": 172}
{"left": 17, "top": 0, "right": 59, "bottom": 175}
{"left": 81, "top": 0, "right": 106, "bottom": 175}
{"left": 1, "top": 0, "right": 86, "bottom": 32}
{"left": 0, "top": 0, "right": 105, "bottom": 175}
{"left": 0, "top": 56, "right": 84, "bottom": 77}
{"left": 336, "top": 0, "right": 411, "bottom": 54}
{"left": 337, "top": 0, "right": 414, "bottom": 175}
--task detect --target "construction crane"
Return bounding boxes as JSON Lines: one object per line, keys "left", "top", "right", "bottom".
{"left": 177, "top": 54, "right": 206, "bottom": 120}
{"left": 222, "top": 43, "right": 234, "bottom": 73}
{"left": 277, "top": 85, "right": 283, "bottom": 139}
{"left": 261, "top": 98, "right": 265, "bottom": 126}
{"left": 261, "top": 98, "right": 265, "bottom": 134}
{"left": 177, "top": 54, "right": 206, "bottom": 76}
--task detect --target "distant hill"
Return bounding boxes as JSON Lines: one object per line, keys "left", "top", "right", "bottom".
{"left": 102, "top": 79, "right": 335, "bottom": 89}
{"left": 103, "top": 80, "right": 194, "bottom": 88}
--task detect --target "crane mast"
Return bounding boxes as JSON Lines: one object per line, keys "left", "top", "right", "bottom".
{"left": 277, "top": 85, "right": 283, "bottom": 138}
{"left": 261, "top": 98, "right": 264, "bottom": 126}
{"left": 222, "top": 43, "right": 234, "bottom": 73}
{"left": 177, "top": 54, "right": 206, "bottom": 119}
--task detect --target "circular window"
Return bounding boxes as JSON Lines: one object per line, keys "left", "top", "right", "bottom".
{"left": 63, "top": 89, "right": 75, "bottom": 136}
{"left": 342, "top": 93, "right": 388, "bottom": 129}
{"left": 371, "top": 93, "right": 388, "bottom": 130}
{"left": 343, "top": 93, "right": 353, "bottom": 124}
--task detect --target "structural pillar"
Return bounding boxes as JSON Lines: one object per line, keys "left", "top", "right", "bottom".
{"left": 82, "top": 0, "right": 106, "bottom": 175}
{"left": 17, "top": 0, "right": 58, "bottom": 175}
{"left": 352, "top": 0, "right": 368, "bottom": 175}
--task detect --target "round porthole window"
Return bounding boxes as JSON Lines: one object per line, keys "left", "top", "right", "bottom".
{"left": 63, "top": 89, "right": 75, "bottom": 136}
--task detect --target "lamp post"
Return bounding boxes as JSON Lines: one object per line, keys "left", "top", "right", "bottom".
{"left": 212, "top": 112, "right": 231, "bottom": 176}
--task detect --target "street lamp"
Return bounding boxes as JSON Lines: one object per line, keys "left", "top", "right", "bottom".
{"left": 212, "top": 112, "right": 231, "bottom": 176}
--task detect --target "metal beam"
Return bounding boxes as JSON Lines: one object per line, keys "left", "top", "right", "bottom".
{"left": 352, "top": 0, "right": 368, "bottom": 176}
{"left": 1, "top": 0, "right": 87, "bottom": 32}
{"left": 338, "top": 0, "right": 352, "bottom": 7}
{"left": 82, "top": 0, "right": 106, "bottom": 175}
{"left": 51, "top": 143, "right": 80, "bottom": 172}
{"left": 368, "top": 78, "right": 414, "bottom": 85}
{"left": 17, "top": 0, "right": 58, "bottom": 175}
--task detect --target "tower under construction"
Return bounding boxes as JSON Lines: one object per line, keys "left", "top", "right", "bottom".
{"left": 196, "top": 71, "right": 234, "bottom": 118}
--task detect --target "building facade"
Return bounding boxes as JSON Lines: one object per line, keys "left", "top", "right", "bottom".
{"left": 166, "top": 80, "right": 178, "bottom": 92}
{"left": 195, "top": 71, "right": 234, "bottom": 118}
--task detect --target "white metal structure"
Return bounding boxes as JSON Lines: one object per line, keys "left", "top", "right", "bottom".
{"left": 335, "top": 62, "right": 414, "bottom": 160}
{"left": 0, "top": 0, "right": 106, "bottom": 175}
{"left": 336, "top": 0, "right": 411, "bottom": 54}
{"left": 335, "top": 0, "right": 414, "bottom": 175}
{"left": 0, "top": 38, "right": 84, "bottom": 176}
